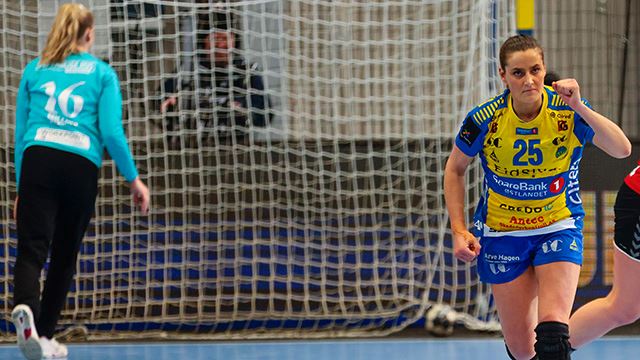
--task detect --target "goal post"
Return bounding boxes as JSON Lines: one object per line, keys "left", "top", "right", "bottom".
{"left": 0, "top": 0, "right": 514, "bottom": 340}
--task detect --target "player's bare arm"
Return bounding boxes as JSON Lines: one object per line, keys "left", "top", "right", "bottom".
{"left": 444, "top": 146, "right": 481, "bottom": 262}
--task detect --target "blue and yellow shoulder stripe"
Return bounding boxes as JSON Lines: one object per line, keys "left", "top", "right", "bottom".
{"left": 468, "top": 90, "right": 508, "bottom": 127}
{"left": 545, "top": 86, "right": 591, "bottom": 110}
{"left": 456, "top": 91, "right": 508, "bottom": 152}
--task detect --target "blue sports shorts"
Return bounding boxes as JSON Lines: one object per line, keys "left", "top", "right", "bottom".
{"left": 477, "top": 227, "right": 583, "bottom": 284}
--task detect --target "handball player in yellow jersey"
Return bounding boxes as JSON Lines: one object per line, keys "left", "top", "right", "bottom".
{"left": 444, "top": 35, "right": 631, "bottom": 360}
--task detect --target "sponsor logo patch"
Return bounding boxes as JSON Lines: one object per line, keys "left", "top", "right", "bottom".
{"left": 459, "top": 116, "right": 481, "bottom": 146}
{"left": 542, "top": 239, "right": 563, "bottom": 253}
{"left": 516, "top": 127, "right": 538, "bottom": 135}
{"left": 555, "top": 146, "right": 568, "bottom": 159}
{"left": 570, "top": 239, "right": 579, "bottom": 251}
{"left": 557, "top": 119, "right": 569, "bottom": 131}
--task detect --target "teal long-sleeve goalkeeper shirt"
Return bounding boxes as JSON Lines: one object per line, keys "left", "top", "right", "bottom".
{"left": 15, "top": 52, "right": 138, "bottom": 188}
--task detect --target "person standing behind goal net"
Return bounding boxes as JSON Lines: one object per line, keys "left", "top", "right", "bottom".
{"left": 11, "top": 4, "right": 150, "bottom": 360}
{"left": 444, "top": 35, "right": 631, "bottom": 360}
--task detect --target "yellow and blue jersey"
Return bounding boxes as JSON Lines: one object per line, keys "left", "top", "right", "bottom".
{"left": 455, "top": 86, "right": 595, "bottom": 235}
{"left": 15, "top": 53, "right": 138, "bottom": 187}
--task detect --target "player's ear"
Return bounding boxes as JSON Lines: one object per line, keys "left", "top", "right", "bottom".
{"left": 83, "top": 27, "right": 94, "bottom": 44}
{"left": 498, "top": 67, "right": 508, "bottom": 88}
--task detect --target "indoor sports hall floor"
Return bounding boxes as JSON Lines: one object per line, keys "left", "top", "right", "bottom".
{"left": 0, "top": 337, "right": 638, "bottom": 359}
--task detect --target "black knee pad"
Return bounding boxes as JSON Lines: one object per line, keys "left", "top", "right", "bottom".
{"left": 534, "top": 321, "right": 572, "bottom": 360}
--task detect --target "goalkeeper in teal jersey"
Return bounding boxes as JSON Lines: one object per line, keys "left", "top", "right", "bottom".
{"left": 10, "top": 4, "right": 149, "bottom": 360}
{"left": 444, "top": 35, "right": 630, "bottom": 360}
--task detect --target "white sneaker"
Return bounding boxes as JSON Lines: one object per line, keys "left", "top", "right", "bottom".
{"left": 40, "top": 337, "right": 68, "bottom": 359}
{"left": 11, "top": 304, "right": 43, "bottom": 360}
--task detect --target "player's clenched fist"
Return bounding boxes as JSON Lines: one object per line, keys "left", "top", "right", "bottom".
{"left": 552, "top": 78, "right": 582, "bottom": 110}
{"left": 452, "top": 229, "right": 481, "bottom": 263}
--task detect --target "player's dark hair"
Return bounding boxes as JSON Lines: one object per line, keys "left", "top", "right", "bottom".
{"left": 499, "top": 35, "right": 544, "bottom": 70}
{"left": 544, "top": 71, "right": 561, "bottom": 86}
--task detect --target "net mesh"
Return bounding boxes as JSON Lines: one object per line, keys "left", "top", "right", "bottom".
{"left": 0, "top": 0, "right": 514, "bottom": 340}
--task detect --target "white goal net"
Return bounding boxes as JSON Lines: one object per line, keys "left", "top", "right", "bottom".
{"left": 0, "top": 0, "right": 514, "bottom": 340}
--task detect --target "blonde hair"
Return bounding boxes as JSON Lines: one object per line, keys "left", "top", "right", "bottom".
{"left": 40, "top": 4, "right": 94, "bottom": 65}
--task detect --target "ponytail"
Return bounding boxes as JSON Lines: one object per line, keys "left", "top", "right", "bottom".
{"left": 40, "top": 4, "right": 93, "bottom": 65}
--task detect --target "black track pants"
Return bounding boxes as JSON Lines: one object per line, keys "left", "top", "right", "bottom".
{"left": 13, "top": 146, "right": 98, "bottom": 339}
